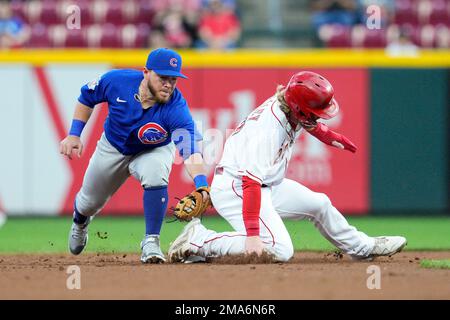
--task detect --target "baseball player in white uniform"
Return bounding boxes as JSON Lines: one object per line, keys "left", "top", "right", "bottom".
{"left": 168, "top": 71, "right": 407, "bottom": 262}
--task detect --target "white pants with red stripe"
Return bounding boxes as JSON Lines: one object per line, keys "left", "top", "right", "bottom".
{"left": 189, "top": 174, "right": 375, "bottom": 262}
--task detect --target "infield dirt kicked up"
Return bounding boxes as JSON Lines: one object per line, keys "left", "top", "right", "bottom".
{"left": 0, "top": 251, "right": 448, "bottom": 299}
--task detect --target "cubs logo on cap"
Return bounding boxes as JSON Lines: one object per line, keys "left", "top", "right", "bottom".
{"left": 146, "top": 48, "right": 187, "bottom": 79}
{"left": 169, "top": 58, "right": 178, "bottom": 67}
{"left": 138, "top": 122, "right": 169, "bottom": 144}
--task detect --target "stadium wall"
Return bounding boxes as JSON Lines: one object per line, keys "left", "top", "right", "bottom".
{"left": 371, "top": 69, "right": 449, "bottom": 213}
{"left": 0, "top": 49, "right": 448, "bottom": 216}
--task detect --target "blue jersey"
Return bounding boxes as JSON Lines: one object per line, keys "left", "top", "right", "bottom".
{"left": 78, "top": 69, "right": 200, "bottom": 158}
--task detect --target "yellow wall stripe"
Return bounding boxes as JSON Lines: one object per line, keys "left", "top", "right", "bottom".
{"left": 0, "top": 49, "right": 449, "bottom": 68}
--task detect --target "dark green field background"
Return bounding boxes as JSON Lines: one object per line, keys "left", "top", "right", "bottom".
{"left": 370, "top": 69, "right": 449, "bottom": 214}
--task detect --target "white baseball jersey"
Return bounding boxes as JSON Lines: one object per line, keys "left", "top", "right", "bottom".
{"left": 196, "top": 95, "right": 375, "bottom": 262}
{"left": 218, "top": 96, "right": 303, "bottom": 186}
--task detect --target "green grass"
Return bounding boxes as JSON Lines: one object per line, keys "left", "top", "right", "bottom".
{"left": 420, "top": 259, "right": 450, "bottom": 269}
{"left": 0, "top": 216, "right": 449, "bottom": 254}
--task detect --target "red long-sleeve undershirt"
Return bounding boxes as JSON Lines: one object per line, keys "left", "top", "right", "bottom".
{"left": 242, "top": 176, "right": 261, "bottom": 236}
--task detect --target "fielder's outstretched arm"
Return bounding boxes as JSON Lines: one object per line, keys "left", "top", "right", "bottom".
{"left": 60, "top": 103, "right": 93, "bottom": 160}
{"left": 183, "top": 153, "right": 209, "bottom": 189}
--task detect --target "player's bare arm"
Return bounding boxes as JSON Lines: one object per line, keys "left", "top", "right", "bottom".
{"left": 184, "top": 153, "right": 210, "bottom": 200}
{"left": 184, "top": 153, "right": 207, "bottom": 179}
{"left": 60, "top": 103, "right": 93, "bottom": 160}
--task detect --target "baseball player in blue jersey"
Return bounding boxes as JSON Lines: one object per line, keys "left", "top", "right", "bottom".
{"left": 60, "top": 48, "right": 209, "bottom": 263}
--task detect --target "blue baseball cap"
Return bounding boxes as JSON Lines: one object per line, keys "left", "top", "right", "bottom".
{"left": 145, "top": 48, "right": 187, "bottom": 79}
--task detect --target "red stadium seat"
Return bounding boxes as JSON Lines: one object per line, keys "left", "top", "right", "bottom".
{"left": 407, "top": 25, "right": 422, "bottom": 46}
{"left": 435, "top": 24, "right": 450, "bottom": 47}
{"left": 27, "top": 23, "right": 51, "bottom": 48}
{"left": 136, "top": 23, "right": 151, "bottom": 47}
{"left": 394, "top": 0, "right": 419, "bottom": 26}
{"left": 47, "top": 23, "right": 86, "bottom": 48}
{"left": 362, "top": 29, "right": 387, "bottom": 48}
{"left": 105, "top": 0, "right": 124, "bottom": 25}
{"left": 40, "top": 0, "right": 61, "bottom": 25}
{"left": 49, "top": 25, "right": 67, "bottom": 47}
{"left": 91, "top": 0, "right": 109, "bottom": 24}
{"left": 120, "top": 23, "right": 151, "bottom": 48}
{"left": 22, "top": 0, "right": 63, "bottom": 25}
{"left": 386, "top": 24, "right": 401, "bottom": 43}
{"left": 26, "top": 0, "right": 43, "bottom": 24}
{"left": 10, "top": 0, "right": 28, "bottom": 23}
{"left": 122, "top": 0, "right": 139, "bottom": 24}
{"left": 100, "top": 23, "right": 120, "bottom": 48}
{"left": 86, "top": 24, "right": 102, "bottom": 47}
{"left": 351, "top": 25, "right": 366, "bottom": 47}
{"left": 412, "top": 24, "right": 436, "bottom": 47}
{"left": 324, "top": 25, "right": 352, "bottom": 48}
{"left": 120, "top": 24, "right": 138, "bottom": 48}
{"left": 65, "top": 29, "right": 86, "bottom": 47}
{"left": 428, "top": 0, "right": 449, "bottom": 26}
{"left": 134, "top": 0, "right": 155, "bottom": 25}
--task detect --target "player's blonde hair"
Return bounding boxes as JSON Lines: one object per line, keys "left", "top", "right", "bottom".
{"left": 276, "top": 85, "right": 291, "bottom": 115}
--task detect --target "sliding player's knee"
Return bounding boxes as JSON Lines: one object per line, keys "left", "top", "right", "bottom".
{"left": 316, "top": 193, "right": 332, "bottom": 216}
{"left": 272, "top": 240, "right": 294, "bottom": 262}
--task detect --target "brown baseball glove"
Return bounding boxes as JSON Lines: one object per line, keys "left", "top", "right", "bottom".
{"left": 172, "top": 187, "right": 212, "bottom": 221}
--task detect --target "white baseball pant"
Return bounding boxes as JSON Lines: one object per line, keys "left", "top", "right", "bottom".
{"left": 189, "top": 173, "right": 375, "bottom": 261}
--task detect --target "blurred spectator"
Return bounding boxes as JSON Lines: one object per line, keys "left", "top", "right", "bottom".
{"left": 151, "top": 0, "right": 201, "bottom": 48}
{"left": 153, "top": 9, "right": 192, "bottom": 48}
{"left": 358, "top": 0, "right": 394, "bottom": 28}
{"left": 0, "top": 1, "right": 30, "bottom": 48}
{"left": 311, "top": 0, "right": 358, "bottom": 31}
{"left": 386, "top": 27, "right": 419, "bottom": 56}
{"left": 196, "top": 0, "right": 241, "bottom": 50}
{"left": 148, "top": 27, "right": 169, "bottom": 48}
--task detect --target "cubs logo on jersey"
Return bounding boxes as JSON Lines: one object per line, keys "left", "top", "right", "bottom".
{"left": 138, "top": 122, "right": 168, "bottom": 144}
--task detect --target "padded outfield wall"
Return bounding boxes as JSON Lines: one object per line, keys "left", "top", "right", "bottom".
{"left": 0, "top": 49, "right": 448, "bottom": 216}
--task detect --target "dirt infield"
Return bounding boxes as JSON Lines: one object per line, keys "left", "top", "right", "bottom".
{"left": 0, "top": 251, "right": 448, "bottom": 299}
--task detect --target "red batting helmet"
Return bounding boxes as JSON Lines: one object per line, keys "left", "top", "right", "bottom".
{"left": 284, "top": 71, "right": 339, "bottom": 120}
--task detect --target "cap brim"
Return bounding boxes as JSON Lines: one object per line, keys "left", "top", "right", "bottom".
{"left": 154, "top": 70, "right": 188, "bottom": 79}
{"left": 314, "top": 98, "right": 339, "bottom": 120}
